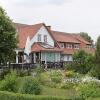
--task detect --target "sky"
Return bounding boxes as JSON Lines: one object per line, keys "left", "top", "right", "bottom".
{"left": 0, "top": 0, "right": 100, "bottom": 42}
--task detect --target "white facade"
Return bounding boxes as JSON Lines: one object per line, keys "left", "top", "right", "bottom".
{"left": 24, "top": 36, "right": 31, "bottom": 63}
{"left": 30, "top": 26, "right": 54, "bottom": 47}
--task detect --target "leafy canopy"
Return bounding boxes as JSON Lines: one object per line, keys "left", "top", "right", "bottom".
{"left": 0, "top": 6, "right": 17, "bottom": 64}
{"left": 73, "top": 50, "right": 94, "bottom": 74}
{"left": 79, "top": 32, "right": 93, "bottom": 43}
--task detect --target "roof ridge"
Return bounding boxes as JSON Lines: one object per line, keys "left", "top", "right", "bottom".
{"left": 52, "top": 30, "right": 79, "bottom": 35}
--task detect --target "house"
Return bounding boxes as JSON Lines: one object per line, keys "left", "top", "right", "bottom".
{"left": 14, "top": 23, "right": 95, "bottom": 64}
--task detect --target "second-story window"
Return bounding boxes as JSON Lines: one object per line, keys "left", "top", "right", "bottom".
{"left": 37, "top": 34, "right": 41, "bottom": 42}
{"left": 61, "top": 43, "right": 64, "bottom": 48}
{"left": 86, "top": 44, "right": 92, "bottom": 49}
{"left": 74, "top": 44, "right": 80, "bottom": 49}
{"left": 66, "top": 44, "right": 72, "bottom": 49}
{"left": 44, "top": 35, "right": 47, "bottom": 43}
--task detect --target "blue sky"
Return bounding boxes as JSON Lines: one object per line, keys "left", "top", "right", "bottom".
{"left": 0, "top": 0, "right": 100, "bottom": 42}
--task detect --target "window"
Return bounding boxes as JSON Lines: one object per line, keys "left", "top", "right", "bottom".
{"left": 67, "top": 55, "right": 70, "bottom": 61}
{"left": 66, "top": 44, "right": 72, "bottom": 49}
{"left": 37, "top": 34, "right": 41, "bottom": 42}
{"left": 61, "top": 43, "right": 64, "bottom": 48}
{"left": 86, "top": 45, "right": 92, "bottom": 49}
{"left": 74, "top": 44, "right": 80, "bottom": 49}
{"left": 44, "top": 35, "right": 47, "bottom": 43}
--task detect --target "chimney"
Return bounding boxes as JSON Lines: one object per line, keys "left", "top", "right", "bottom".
{"left": 47, "top": 26, "right": 51, "bottom": 30}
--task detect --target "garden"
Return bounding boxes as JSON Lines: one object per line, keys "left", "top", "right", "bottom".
{"left": 0, "top": 64, "right": 100, "bottom": 100}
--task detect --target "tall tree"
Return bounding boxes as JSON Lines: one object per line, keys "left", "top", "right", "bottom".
{"left": 0, "top": 7, "right": 17, "bottom": 65}
{"left": 95, "top": 36, "right": 100, "bottom": 63}
{"left": 90, "top": 36, "right": 100, "bottom": 79}
{"left": 79, "top": 32, "right": 93, "bottom": 43}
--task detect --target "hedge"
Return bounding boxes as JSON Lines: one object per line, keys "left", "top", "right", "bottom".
{"left": 0, "top": 91, "right": 82, "bottom": 100}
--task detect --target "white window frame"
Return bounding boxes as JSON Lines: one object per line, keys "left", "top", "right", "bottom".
{"left": 37, "top": 34, "right": 41, "bottom": 42}
{"left": 66, "top": 44, "right": 72, "bottom": 49}
{"left": 44, "top": 35, "right": 47, "bottom": 43}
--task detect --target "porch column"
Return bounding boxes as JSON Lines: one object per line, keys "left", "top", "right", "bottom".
{"left": 41, "top": 52, "right": 42, "bottom": 62}
{"left": 34, "top": 53, "right": 36, "bottom": 63}
{"left": 16, "top": 51, "right": 18, "bottom": 64}
{"left": 39, "top": 52, "right": 41, "bottom": 60}
{"left": 45, "top": 53, "right": 47, "bottom": 64}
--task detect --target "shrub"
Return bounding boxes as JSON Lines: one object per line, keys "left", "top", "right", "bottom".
{"left": 72, "top": 50, "right": 94, "bottom": 74}
{"left": 0, "top": 71, "right": 17, "bottom": 92}
{"left": 61, "top": 82, "right": 75, "bottom": 89}
{"left": 65, "top": 71, "right": 75, "bottom": 78}
{"left": 0, "top": 69, "right": 10, "bottom": 80}
{"left": 51, "top": 76, "right": 62, "bottom": 83}
{"left": 18, "top": 77, "right": 42, "bottom": 95}
{"left": 49, "top": 70, "right": 62, "bottom": 83}
{"left": 77, "top": 81, "right": 100, "bottom": 99}
{"left": 0, "top": 91, "right": 82, "bottom": 100}
{"left": 64, "top": 63, "right": 73, "bottom": 71}
{"left": 17, "top": 70, "right": 31, "bottom": 77}
{"left": 38, "top": 72, "right": 51, "bottom": 85}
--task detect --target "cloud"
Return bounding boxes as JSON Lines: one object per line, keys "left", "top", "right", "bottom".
{"left": 0, "top": 0, "right": 100, "bottom": 41}
{"left": 13, "top": 0, "right": 69, "bottom": 7}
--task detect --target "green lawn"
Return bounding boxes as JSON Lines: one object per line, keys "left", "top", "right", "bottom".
{"left": 41, "top": 86, "right": 78, "bottom": 98}
{"left": 87, "top": 98, "right": 100, "bottom": 100}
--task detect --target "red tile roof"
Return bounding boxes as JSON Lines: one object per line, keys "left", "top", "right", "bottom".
{"left": 31, "top": 43, "right": 62, "bottom": 52}
{"left": 16, "top": 23, "right": 43, "bottom": 48}
{"left": 51, "top": 31, "right": 80, "bottom": 44}
{"left": 14, "top": 22, "right": 94, "bottom": 55}
{"left": 13, "top": 23, "right": 29, "bottom": 30}
{"left": 72, "top": 34, "right": 91, "bottom": 44}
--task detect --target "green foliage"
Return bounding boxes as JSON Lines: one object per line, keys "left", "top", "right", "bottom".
{"left": 0, "top": 69, "right": 10, "bottom": 80}
{"left": 35, "top": 65, "right": 44, "bottom": 74}
{"left": 61, "top": 82, "right": 75, "bottom": 89}
{"left": 0, "top": 7, "right": 17, "bottom": 64}
{"left": 89, "top": 65, "right": 100, "bottom": 79}
{"left": 17, "top": 70, "right": 31, "bottom": 77}
{"left": 77, "top": 82, "right": 100, "bottom": 99}
{"left": 0, "top": 71, "right": 17, "bottom": 92}
{"left": 88, "top": 36, "right": 100, "bottom": 79}
{"left": 0, "top": 91, "right": 81, "bottom": 100}
{"left": 64, "top": 63, "right": 73, "bottom": 71}
{"left": 65, "top": 70, "right": 75, "bottom": 78}
{"left": 73, "top": 50, "right": 94, "bottom": 74}
{"left": 38, "top": 72, "right": 51, "bottom": 85}
{"left": 96, "top": 36, "right": 100, "bottom": 63}
{"left": 18, "top": 77, "right": 42, "bottom": 95}
{"left": 50, "top": 70, "right": 62, "bottom": 83}
{"left": 79, "top": 32, "right": 93, "bottom": 43}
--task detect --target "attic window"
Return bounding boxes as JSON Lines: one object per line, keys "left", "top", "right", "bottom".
{"left": 44, "top": 35, "right": 47, "bottom": 43}
{"left": 37, "top": 34, "right": 41, "bottom": 42}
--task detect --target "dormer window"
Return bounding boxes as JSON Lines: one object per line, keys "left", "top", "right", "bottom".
{"left": 44, "top": 35, "right": 47, "bottom": 43}
{"left": 37, "top": 34, "right": 41, "bottom": 42}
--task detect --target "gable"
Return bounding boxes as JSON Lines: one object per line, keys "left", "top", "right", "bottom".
{"left": 16, "top": 23, "right": 43, "bottom": 48}
{"left": 30, "top": 26, "right": 55, "bottom": 47}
